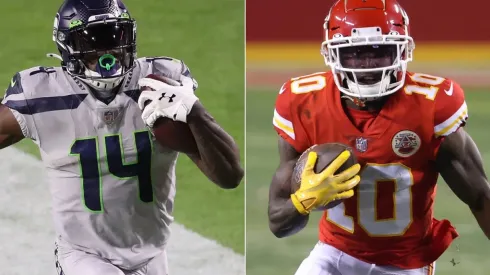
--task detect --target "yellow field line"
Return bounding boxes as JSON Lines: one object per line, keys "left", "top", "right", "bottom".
{"left": 246, "top": 42, "right": 490, "bottom": 64}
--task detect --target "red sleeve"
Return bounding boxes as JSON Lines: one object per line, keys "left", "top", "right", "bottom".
{"left": 272, "top": 80, "right": 309, "bottom": 153}
{"left": 433, "top": 79, "right": 468, "bottom": 138}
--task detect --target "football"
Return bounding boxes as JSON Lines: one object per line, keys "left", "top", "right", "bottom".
{"left": 291, "top": 143, "right": 358, "bottom": 211}
{"left": 141, "top": 74, "right": 199, "bottom": 155}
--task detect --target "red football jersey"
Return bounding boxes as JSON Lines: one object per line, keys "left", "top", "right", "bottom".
{"left": 273, "top": 71, "right": 468, "bottom": 269}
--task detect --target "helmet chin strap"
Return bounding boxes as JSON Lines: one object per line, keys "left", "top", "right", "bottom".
{"left": 341, "top": 94, "right": 367, "bottom": 108}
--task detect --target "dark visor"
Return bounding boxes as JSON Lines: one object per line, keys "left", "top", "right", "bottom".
{"left": 67, "top": 21, "right": 134, "bottom": 53}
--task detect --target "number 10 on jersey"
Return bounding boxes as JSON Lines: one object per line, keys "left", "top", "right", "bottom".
{"left": 70, "top": 131, "right": 154, "bottom": 213}
{"left": 327, "top": 163, "right": 414, "bottom": 236}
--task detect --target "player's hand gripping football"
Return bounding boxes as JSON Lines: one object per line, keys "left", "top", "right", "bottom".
{"left": 291, "top": 150, "right": 361, "bottom": 215}
{"left": 137, "top": 76, "right": 199, "bottom": 127}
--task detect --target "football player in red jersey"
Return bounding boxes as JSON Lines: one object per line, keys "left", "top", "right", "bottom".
{"left": 268, "top": 0, "right": 490, "bottom": 274}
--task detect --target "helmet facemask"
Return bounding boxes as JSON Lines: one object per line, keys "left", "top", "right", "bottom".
{"left": 321, "top": 26, "right": 414, "bottom": 100}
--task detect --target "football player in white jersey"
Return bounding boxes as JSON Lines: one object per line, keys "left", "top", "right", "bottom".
{"left": 0, "top": 0, "right": 243, "bottom": 274}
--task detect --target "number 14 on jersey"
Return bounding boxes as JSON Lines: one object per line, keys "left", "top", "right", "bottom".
{"left": 70, "top": 131, "right": 154, "bottom": 213}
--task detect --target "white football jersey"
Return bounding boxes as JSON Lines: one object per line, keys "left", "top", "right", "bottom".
{"left": 1, "top": 57, "right": 198, "bottom": 269}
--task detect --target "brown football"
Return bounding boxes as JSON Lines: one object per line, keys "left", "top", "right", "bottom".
{"left": 291, "top": 143, "right": 358, "bottom": 211}
{"left": 141, "top": 74, "right": 199, "bottom": 154}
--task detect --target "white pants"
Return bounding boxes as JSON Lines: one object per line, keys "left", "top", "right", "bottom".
{"left": 295, "top": 242, "right": 435, "bottom": 275}
{"left": 54, "top": 243, "right": 168, "bottom": 275}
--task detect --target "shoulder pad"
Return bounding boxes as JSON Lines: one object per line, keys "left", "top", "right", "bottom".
{"left": 433, "top": 78, "right": 467, "bottom": 137}
{"left": 404, "top": 72, "right": 467, "bottom": 137}
{"left": 3, "top": 66, "right": 68, "bottom": 104}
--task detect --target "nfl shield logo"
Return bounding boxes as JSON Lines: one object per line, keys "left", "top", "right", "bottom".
{"left": 355, "top": 137, "right": 368, "bottom": 153}
{"left": 100, "top": 109, "right": 121, "bottom": 125}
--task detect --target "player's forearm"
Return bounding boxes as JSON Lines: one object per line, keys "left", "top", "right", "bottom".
{"left": 436, "top": 129, "right": 490, "bottom": 239}
{"left": 472, "top": 196, "right": 490, "bottom": 240}
{"left": 268, "top": 156, "right": 308, "bottom": 238}
{"left": 268, "top": 198, "right": 309, "bottom": 238}
{"left": 187, "top": 102, "right": 243, "bottom": 189}
{"left": 467, "top": 179, "right": 490, "bottom": 239}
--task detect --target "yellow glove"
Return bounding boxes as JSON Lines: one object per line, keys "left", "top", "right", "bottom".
{"left": 291, "top": 150, "right": 361, "bottom": 215}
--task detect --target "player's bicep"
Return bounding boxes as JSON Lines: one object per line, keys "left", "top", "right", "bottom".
{"left": 269, "top": 137, "right": 300, "bottom": 200}
{"left": 0, "top": 104, "right": 24, "bottom": 148}
{"left": 436, "top": 128, "right": 490, "bottom": 211}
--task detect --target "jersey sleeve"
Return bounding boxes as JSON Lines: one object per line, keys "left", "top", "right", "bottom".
{"left": 272, "top": 81, "right": 309, "bottom": 153}
{"left": 148, "top": 56, "right": 198, "bottom": 92}
{"left": 1, "top": 72, "right": 38, "bottom": 141}
{"left": 433, "top": 79, "right": 468, "bottom": 138}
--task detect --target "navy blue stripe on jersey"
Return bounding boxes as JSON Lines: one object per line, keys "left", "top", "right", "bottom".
{"left": 123, "top": 89, "right": 141, "bottom": 103}
{"left": 3, "top": 94, "right": 88, "bottom": 115}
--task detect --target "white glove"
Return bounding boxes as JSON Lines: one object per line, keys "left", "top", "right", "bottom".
{"left": 137, "top": 77, "right": 198, "bottom": 127}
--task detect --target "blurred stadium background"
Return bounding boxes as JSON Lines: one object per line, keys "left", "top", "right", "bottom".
{"left": 0, "top": 0, "right": 244, "bottom": 274}
{"left": 246, "top": 0, "right": 490, "bottom": 274}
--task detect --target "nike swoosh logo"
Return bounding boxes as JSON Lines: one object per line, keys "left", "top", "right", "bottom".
{"left": 444, "top": 82, "right": 453, "bottom": 96}
{"left": 10, "top": 78, "right": 16, "bottom": 87}
{"left": 279, "top": 84, "right": 286, "bottom": 94}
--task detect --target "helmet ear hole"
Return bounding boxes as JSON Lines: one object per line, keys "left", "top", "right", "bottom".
{"left": 67, "top": 59, "right": 83, "bottom": 75}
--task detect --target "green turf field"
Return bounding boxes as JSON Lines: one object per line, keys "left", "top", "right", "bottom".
{"left": 0, "top": 0, "right": 244, "bottom": 254}
{"left": 246, "top": 89, "right": 490, "bottom": 275}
